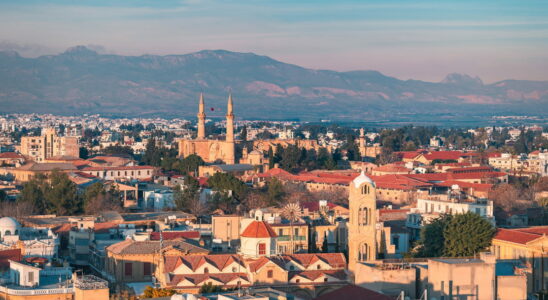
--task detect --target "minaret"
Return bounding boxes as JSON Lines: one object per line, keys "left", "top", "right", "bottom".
{"left": 197, "top": 93, "right": 206, "bottom": 139}
{"left": 226, "top": 93, "right": 234, "bottom": 143}
{"left": 224, "top": 94, "right": 236, "bottom": 164}
{"left": 359, "top": 128, "right": 366, "bottom": 157}
{"left": 348, "top": 170, "right": 377, "bottom": 274}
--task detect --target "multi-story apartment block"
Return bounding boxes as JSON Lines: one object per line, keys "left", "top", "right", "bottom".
{"left": 20, "top": 128, "right": 79, "bottom": 162}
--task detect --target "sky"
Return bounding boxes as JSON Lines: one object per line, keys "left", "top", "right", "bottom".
{"left": 0, "top": 0, "right": 547, "bottom": 83}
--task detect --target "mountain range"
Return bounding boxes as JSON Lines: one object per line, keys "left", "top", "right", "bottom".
{"left": 0, "top": 46, "right": 546, "bottom": 122}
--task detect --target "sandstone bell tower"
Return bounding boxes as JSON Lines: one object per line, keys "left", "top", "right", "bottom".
{"left": 348, "top": 170, "right": 377, "bottom": 274}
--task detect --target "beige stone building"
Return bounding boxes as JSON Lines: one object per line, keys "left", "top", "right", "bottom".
{"left": 356, "top": 253, "right": 528, "bottom": 300}
{"left": 20, "top": 128, "right": 79, "bottom": 162}
{"left": 105, "top": 238, "right": 209, "bottom": 284}
{"left": 178, "top": 94, "right": 236, "bottom": 164}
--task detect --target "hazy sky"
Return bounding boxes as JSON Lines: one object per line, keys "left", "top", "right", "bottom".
{"left": 1, "top": 0, "right": 547, "bottom": 82}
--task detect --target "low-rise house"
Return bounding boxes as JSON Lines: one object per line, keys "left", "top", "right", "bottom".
{"left": 80, "top": 165, "right": 155, "bottom": 181}
{"left": 491, "top": 226, "right": 548, "bottom": 294}
{"left": 105, "top": 238, "right": 209, "bottom": 284}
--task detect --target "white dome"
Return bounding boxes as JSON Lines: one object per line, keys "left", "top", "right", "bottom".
{"left": 353, "top": 170, "right": 375, "bottom": 188}
{"left": 0, "top": 217, "right": 20, "bottom": 232}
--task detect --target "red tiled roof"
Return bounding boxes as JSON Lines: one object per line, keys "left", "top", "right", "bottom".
{"left": 370, "top": 174, "right": 432, "bottom": 190}
{"left": 197, "top": 177, "right": 209, "bottom": 187}
{"left": 300, "top": 201, "right": 338, "bottom": 212}
{"left": 394, "top": 151, "right": 425, "bottom": 159}
{"left": 168, "top": 273, "right": 249, "bottom": 287}
{"left": 423, "top": 151, "right": 465, "bottom": 161}
{"left": 241, "top": 221, "right": 277, "bottom": 238}
{"left": 283, "top": 253, "right": 346, "bottom": 269}
{"left": 493, "top": 228, "right": 547, "bottom": 245}
{"left": 447, "top": 166, "right": 494, "bottom": 173}
{"left": 150, "top": 231, "right": 200, "bottom": 240}
{"left": 0, "top": 152, "right": 24, "bottom": 159}
{"left": 289, "top": 269, "right": 347, "bottom": 281}
{"left": 435, "top": 180, "right": 493, "bottom": 192}
{"left": 0, "top": 249, "right": 21, "bottom": 269}
{"left": 313, "top": 284, "right": 393, "bottom": 300}
{"left": 82, "top": 165, "right": 154, "bottom": 171}
{"left": 163, "top": 254, "right": 243, "bottom": 273}
{"left": 373, "top": 164, "right": 410, "bottom": 173}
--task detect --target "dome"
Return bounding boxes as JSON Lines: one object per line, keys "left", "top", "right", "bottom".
{"left": 353, "top": 170, "right": 375, "bottom": 188}
{"left": 0, "top": 217, "right": 19, "bottom": 229}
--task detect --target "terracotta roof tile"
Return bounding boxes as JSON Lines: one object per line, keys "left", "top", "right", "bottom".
{"left": 493, "top": 228, "right": 546, "bottom": 245}
{"left": 241, "top": 221, "right": 277, "bottom": 238}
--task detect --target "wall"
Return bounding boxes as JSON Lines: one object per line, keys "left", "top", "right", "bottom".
{"left": 355, "top": 263, "right": 417, "bottom": 298}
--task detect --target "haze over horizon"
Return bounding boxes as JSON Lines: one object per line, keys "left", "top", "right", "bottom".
{"left": 1, "top": 0, "right": 547, "bottom": 83}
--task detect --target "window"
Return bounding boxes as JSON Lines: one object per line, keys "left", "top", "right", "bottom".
{"left": 317, "top": 264, "right": 321, "bottom": 270}
{"left": 290, "top": 266, "right": 295, "bottom": 271}
{"left": 28, "top": 272, "right": 34, "bottom": 284}
{"left": 296, "top": 279, "right": 300, "bottom": 283}
{"left": 324, "top": 278, "right": 328, "bottom": 282}
{"left": 232, "top": 267, "right": 237, "bottom": 272}
{"left": 279, "top": 229, "right": 283, "bottom": 236}
{"left": 361, "top": 185, "right": 370, "bottom": 195}
{"left": 267, "top": 270, "right": 273, "bottom": 278}
{"left": 204, "top": 267, "right": 209, "bottom": 274}
{"left": 294, "top": 228, "right": 299, "bottom": 236}
{"left": 359, "top": 243, "right": 369, "bottom": 261}
{"left": 125, "top": 263, "right": 133, "bottom": 277}
{"left": 258, "top": 243, "right": 266, "bottom": 255}
{"left": 143, "top": 262, "right": 151, "bottom": 276}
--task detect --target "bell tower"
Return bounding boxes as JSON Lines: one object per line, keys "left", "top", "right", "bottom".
{"left": 358, "top": 128, "right": 366, "bottom": 157}
{"left": 348, "top": 170, "right": 377, "bottom": 274}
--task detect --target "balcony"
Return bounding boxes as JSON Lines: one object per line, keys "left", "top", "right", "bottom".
{"left": 277, "top": 235, "right": 307, "bottom": 242}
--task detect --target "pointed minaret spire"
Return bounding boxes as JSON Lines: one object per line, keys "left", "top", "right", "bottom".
{"left": 197, "top": 93, "right": 206, "bottom": 139}
{"left": 227, "top": 93, "right": 233, "bottom": 116}
{"left": 226, "top": 93, "right": 235, "bottom": 144}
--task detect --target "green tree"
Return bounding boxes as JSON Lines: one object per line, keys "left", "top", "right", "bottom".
{"left": 266, "top": 178, "right": 285, "bottom": 205}
{"left": 199, "top": 282, "right": 224, "bottom": 294}
{"left": 142, "top": 286, "right": 176, "bottom": 298}
{"left": 416, "top": 214, "right": 451, "bottom": 257}
{"left": 18, "top": 174, "right": 47, "bottom": 214}
{"left": 84, "top": 182, "right": 121, "bottom": 214}
{"left": 240, "top": 125, "right": 248, "bottom": 142}
{"left": 173, "top": 176, "right": 200, "bottom": 211}
{"left": 321, "top": 232, "right": 329, "bottom": 253}
{"left": 208, "top": 173, "right": 248, "bottom": 199}
{"left": 415, "top": 212, "right": 495, "bottom": 258}
{"left": 443, "top": 212, "right": 496, "bottom": 257}
{"left": 45, "top": 171, "right": 81, "bottom": 215}
{"left": 173, "top": 154, "right": 205, "bottom": 175}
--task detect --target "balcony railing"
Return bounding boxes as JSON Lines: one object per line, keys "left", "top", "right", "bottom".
{"left": 0, "top": 286, "right": 73, "bottom": 296}
{"left": 277, "top": 235, "right": 307, "bottom": 241}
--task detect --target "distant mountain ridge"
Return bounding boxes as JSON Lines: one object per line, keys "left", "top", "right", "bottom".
{"left": 0, "top": 46, "right": 546, "bottom": 121}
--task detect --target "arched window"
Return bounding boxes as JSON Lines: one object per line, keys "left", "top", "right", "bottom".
{"left": 267, "top": 270, "right": 273, "bottom": 278}
{"left": 204, "top": 267, "right": 209, "bottom": 274}
{"left": 359, "top": 243, "right": 369, "bottom": 261}
{"left": 358, "top": 207, "right": 369, "bottom": 225}
{"left": 361, "top": 185, "right": 370, "bottom": 195}
{"left": 317, "top": 264, "right": 321, "bottom": 270}
{"left": 5, "top": 230, "right": 11, "bottom": 236}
